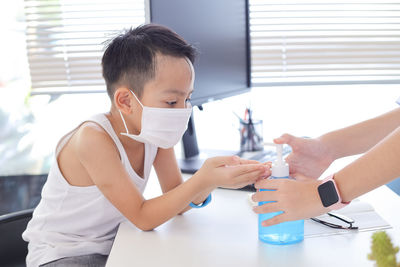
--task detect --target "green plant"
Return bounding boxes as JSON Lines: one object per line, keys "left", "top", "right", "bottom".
{"left": 368, "top": 231, "right": 400, "bottom": 267}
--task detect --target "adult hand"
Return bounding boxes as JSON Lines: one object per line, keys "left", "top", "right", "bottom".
{"left": 274, "top": 134, "right": 335, "bottom": 179}
{"left": 252, "top": 175, "right": 328, "bottom": 226}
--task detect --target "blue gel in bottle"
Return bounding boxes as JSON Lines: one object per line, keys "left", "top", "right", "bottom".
{"left": 258, "top": 144, "right": 304, "bottom": 245}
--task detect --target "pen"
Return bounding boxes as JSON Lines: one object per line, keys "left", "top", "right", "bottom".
{"left": 233, "top": 112, "right": 246, "bottom": 124}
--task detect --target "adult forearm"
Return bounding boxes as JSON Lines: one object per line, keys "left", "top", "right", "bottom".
{"left": 334, "top": 125, "right": 400, "bottom": 203}
{"left": 319, "top": 107, "right": 400, "bottom": 160}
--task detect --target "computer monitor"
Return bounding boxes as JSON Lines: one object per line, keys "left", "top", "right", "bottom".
{"left": 150, "top": 0, "right": 251, "bottom": 173}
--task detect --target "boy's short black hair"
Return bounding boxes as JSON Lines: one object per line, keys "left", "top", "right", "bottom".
{"left": 102, "top": 24, "right": 197, "bottom": 100}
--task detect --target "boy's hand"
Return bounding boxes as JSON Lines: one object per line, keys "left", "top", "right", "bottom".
{"left": 252, "top": 176, "right": 328, "bottom": 226}
{"left": 274, "top": 134, "right": 335, "bottom": 179}
{"left": 195, "top": 156, "right": 271, "bottom": 190}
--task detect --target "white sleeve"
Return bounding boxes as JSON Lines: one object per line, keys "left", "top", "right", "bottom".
{"left": 397, "top": 97, "right": 400, "bottom": 105}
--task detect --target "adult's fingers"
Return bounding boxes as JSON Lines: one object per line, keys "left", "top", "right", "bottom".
{"left": 251, "top": 190, "right": 278, "bottom": 203}
{"left": 273, "top": 133, "right": 295, "bottom": 145}
{"left": 260, "top": 212, "right": 289, "bottom": 227}
{"left": 254, "top": 177, "right": 282, "bottom": 190}
{"left": 292, "top": 173, "right": 314, "bottom": 181}
{"left": 253, "top": 202, "right": 281, "bottom": 214}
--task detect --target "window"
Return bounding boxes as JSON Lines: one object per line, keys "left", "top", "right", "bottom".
{"left": 25, "top": 1, "right": 400, "bottom": 90}
{"left": 249, "top": 0, "right": 400, "bottom": 86}
{"left": 24, "top": 0, "right": 147, "bottom": 95}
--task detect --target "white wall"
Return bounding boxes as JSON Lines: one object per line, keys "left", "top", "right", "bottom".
{"left": 193, "top": 84, "right": 400, "bottom": 151}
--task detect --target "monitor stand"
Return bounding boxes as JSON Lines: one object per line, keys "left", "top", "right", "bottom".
{"left": 178, "top": 114, "right": 237, "bottom": 174}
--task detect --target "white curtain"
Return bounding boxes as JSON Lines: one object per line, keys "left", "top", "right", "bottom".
{"left": 249, "top": 0, "right": 400, "bottom": 86}
{"left": 24, "top": 0, "right": 147, "bottom": 95}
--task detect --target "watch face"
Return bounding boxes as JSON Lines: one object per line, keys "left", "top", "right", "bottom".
{"left": 318, "top": 181, "right": 339, "bottom": 207}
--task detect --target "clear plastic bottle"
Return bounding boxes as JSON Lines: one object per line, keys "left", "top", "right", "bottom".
{"left": 258, "top": 143, "right": 304, "bottom": 245}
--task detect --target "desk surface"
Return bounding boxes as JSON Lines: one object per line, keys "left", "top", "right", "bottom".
{"left": 106, "top": 184, "right": 400, "bottom": 267}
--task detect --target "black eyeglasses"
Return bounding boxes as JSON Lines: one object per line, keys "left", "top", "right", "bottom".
{"left": 311, "top": 212, "right": 358, "bottom": 230}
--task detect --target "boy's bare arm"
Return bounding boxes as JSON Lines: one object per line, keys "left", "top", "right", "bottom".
{"left": 75, "top": 125, "right": 269, "bottom": 231}
{"left": 153, "top": 148, "right": 214, "bottom": 214}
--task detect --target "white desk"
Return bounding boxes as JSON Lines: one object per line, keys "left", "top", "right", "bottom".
{"left": 106, "top": 184, "right": 400, "bottom": 267}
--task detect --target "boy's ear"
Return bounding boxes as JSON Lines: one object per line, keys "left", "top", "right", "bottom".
{"left": 114, "top": 87, "right": 134, "bottom": 113}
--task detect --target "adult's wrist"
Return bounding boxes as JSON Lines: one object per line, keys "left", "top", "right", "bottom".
{"left": 317, "top": 174, "right": 350, "bottom": 210}
{"left": 311, "top": 180, "right": 331, "bottom": 214}
{"left": 317, "top": 133, "right": 342, "bottom": 162}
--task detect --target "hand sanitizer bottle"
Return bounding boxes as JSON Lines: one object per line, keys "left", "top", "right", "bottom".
{"left": 258, "top": 143, "right": 304, "bottom": 245}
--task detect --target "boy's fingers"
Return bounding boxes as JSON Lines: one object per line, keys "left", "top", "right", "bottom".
{"left": 259, "top": 161, "right": 273, "bottom": 168}
{"left": 210, "top": 155, "right": 241, "bottom": 167}
{"left": 238, "top": 158, "right": 262, "bottom": 165}
{"left": 230, "top": 164, "right": 269, "bottom": 177}
{"left": 237, "top": 159, "right": 272, "bottom": 168}
{"left": 235, "top": 169, "right": 266, "bottom": 185}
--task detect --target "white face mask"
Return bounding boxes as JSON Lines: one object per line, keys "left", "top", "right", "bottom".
{"left": 118, "top": 57, "right": 194, "bottom": 149}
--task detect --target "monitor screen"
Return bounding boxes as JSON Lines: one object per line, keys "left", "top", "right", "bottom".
{"left": 150, "top": 0, "right": 250, "bottom": 106}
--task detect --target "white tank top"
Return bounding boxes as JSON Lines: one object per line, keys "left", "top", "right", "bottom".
{"left": 22, "top": 113, "right": 158, "bottom": 267}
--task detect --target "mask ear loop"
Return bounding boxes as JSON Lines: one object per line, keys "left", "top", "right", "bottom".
{"left": 118, "top": 110, "right": 130, "bottom": 135}
{"left": 129, "top": 90, "right": 144, "bottom": 108}
{"left": 118, "top": 90, "right": 143, "bottom": 136}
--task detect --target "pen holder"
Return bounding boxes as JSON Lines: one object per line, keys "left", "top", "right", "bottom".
{"left": 239, "top": 119, "right": 263, "bottom": 152}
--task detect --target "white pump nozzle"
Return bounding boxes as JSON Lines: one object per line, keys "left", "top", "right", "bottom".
{"left": 264, "top": 142, "right": 289, "bottom": 178}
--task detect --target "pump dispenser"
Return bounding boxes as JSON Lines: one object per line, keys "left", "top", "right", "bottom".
{"left": 269, "top": 143, "right": 289, "bottom": 178}
{"left": 258, "top": 143, "right": 304, "bottom": 245}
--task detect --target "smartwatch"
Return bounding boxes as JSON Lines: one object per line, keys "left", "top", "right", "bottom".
{"left": 317, "top": 174, "right": 350, "bottom": 210}
{"left": 189, "top": 194, "right": 212, "bottom": 208}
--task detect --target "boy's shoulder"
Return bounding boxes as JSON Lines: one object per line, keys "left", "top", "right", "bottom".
{"left": 78, "top": 121, "right": 107, "bottom": 135}
{"left": 73, "top": 122, "right": 117, "bottom": 159}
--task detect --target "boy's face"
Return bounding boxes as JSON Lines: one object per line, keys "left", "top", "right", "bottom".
{"left": 140, "top": 54, "right": 194, "bottom": 109}
{"left": 114, "top": 53, "right": 194, "bottom": 136}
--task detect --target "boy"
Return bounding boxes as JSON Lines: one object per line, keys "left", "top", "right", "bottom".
{"left": 23, "top": 24, "right": 269, "bottom": 267}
